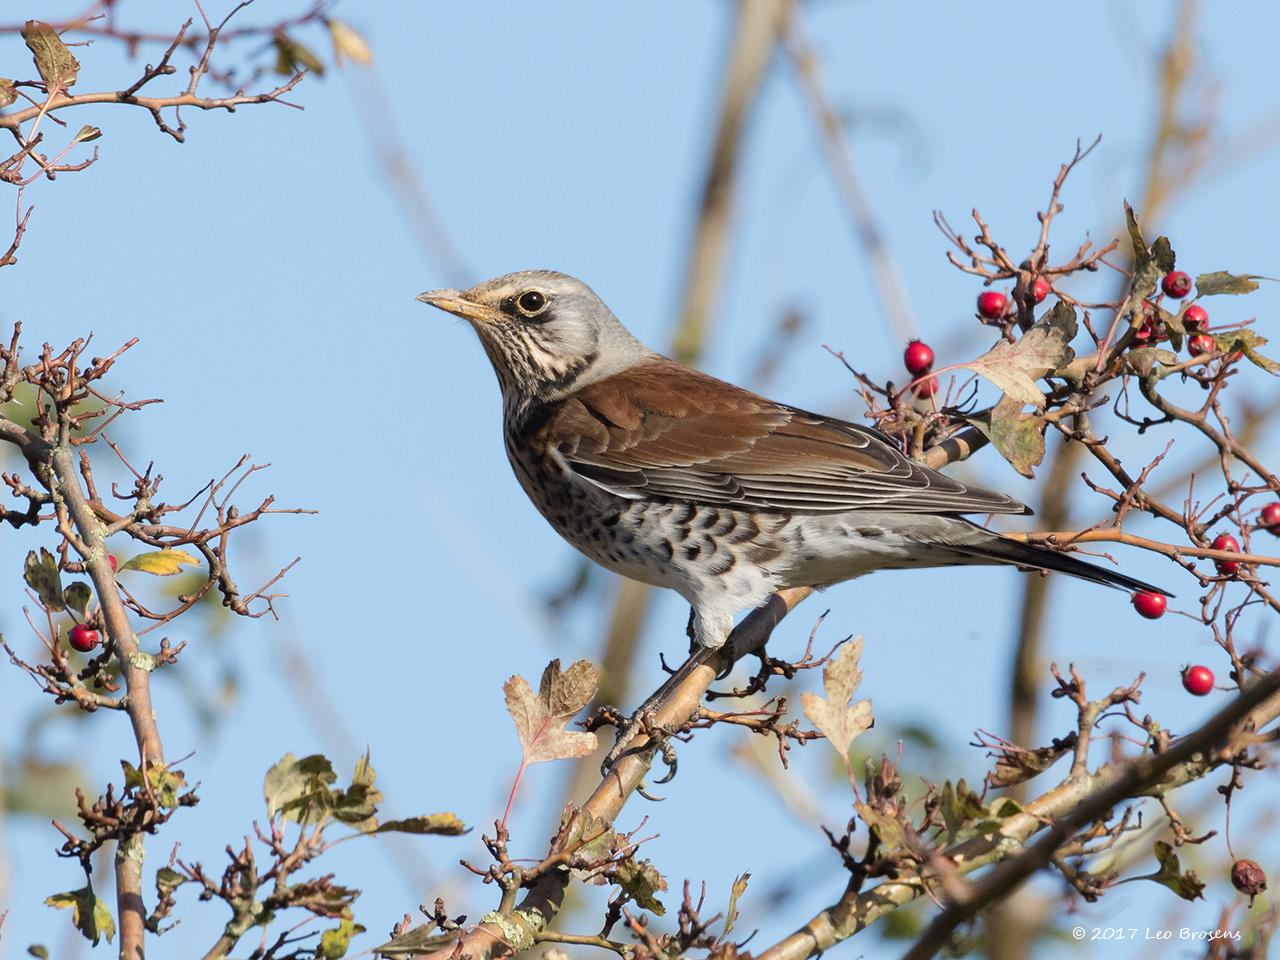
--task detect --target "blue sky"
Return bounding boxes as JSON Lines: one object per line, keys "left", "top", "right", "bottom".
{"left": 2, "top": 2, "right": 1279, "bottom": 957}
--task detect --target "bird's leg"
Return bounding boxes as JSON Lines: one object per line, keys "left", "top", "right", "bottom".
{"left": 600, "top": 642, "right": 722, "bottom": 781}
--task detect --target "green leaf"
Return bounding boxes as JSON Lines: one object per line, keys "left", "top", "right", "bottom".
{"left": 940, "top": 779, "right": 988, "bottom": 844}
{"left": 120, "top": 760, "right": 186, "bottom": 808}
{"left": 263, "top": 753, "right": 337, "bottom": 824}
{"left": 24, "top": 549, "right": 64, "bottom": 611}
{"left": 1211, "top": 329, "right": 1280, "bottom": 374}
{"left": 856, "top": 801, "right": 907, "bottom": 854}
{"left": 372, "top": 813, "right": 467, "bottom": 836}
{"left": 70, "top": 124, "right": 101, "bottom": 145}
{"left": 1148, "top": 841, "right": 1205, "bottom": 901}
{"left": 614, "top": 857, "right": 667, "bottom": 914}
{"left": 117, "top": 549, "right": 199, "bottom": 576}
{"left": 1195, "top": 271, "right": 1267, "bottom": 296}
{"left": 62, "top": 581, "right": 92, "bottom": 616}
{"left": 21, "top": 21, "right": 79, "bottom": 89}
{"left": 319, "top": 919, "right": 365, "bottom": 959}
{"left": 44, "top": 887, "right": 114, "bottom": 945}
{"left": 968, "top": 397, "right": 1045, "bottom": 479}
{"left": 273, "top": 34, "right": 325, "bottom": 76}
{"left": 28, "top": 947, "right": 51, "bottom": 959}
{"left": 154, "top": 866, "right": 187, "bottom": 897}
{"left": 0, "top": 79, "right": 17, "bottom": 108}
{"left": 333, "top": 751, "right": 382, "bottom": 826}
{"left": 958, "top": 301, "right": 1077, "bottom": 407}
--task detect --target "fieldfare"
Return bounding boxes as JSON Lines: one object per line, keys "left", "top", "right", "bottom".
{"left": 419, "top": 271, "right": 1163, "bottom": 760}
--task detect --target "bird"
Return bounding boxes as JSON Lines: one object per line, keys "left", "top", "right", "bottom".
{"left": 418, "top": 271, "right": 1165, "bottom": 767}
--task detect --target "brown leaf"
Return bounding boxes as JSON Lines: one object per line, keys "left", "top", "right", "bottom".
{"left": 800, "top": 639, "right": 873, "bottom": 760}
{"left": 0, "top": 79, "right": 16, "bottom": 108}
{"left": 504, "top": 659, "right": 598, "bottom": 764}
{"left": 22, "top": 21, "right": 79, "bottom": 89}
{"left": 959, "top": 301, "right": 1077, "bottom": 407}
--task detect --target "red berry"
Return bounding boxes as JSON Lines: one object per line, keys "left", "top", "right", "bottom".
{"left": 1181, "top": 664, "right": 1214, "bottom": 696}
{"left": 1031, "top": 276, "right": 1051, "bottom": 304}
{"left": 1131, "top": 590, "right": 1167, "bottom": 619}
{"left": 1182, "top": 304, "right": 1208, "bottom": 331}
{"left": 903, "top": 340, "right": 935, "bottom": 376}
{"left": 1133, "top": 316, "right": 1157, "bottom": 342}
{"left": 1212, "top": 533, "right": 1241, "bottom": 575}
{"left": 1188, "top": 334, "right": 1215, "bottom": 356}
{"left": 1161, "top": 270, "right": 1192, "bottom": 299}
{"left": 1260, "top": 502, "right": 1280, "bottom": 534}
{"left": 108, "top": 554, "right": 118, "bottom": 573}
{"left": 976, "top": 291, "right": 1007, "bottom": 320}
{"left": 913, "top": 375, "right": 938, "bottom": 398}
{"left": 68, "top": 624, "right": 100, "bottom": 653}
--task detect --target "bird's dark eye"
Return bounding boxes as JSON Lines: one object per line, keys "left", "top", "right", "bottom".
{"left": 517, "top": 290, "right": 547, "bottom": 315}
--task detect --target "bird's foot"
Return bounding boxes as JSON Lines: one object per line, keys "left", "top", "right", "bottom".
{"left": 599, "top": 706, "right": 679, "bottom": 785}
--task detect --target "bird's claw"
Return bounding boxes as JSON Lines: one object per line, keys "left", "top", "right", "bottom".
{"left": 599, "top": 707, "right": 681, "bottom": 787}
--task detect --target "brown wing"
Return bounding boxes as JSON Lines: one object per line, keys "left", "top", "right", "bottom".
{"left": 539, "top": 359, "right": 1028, "bottom": 516}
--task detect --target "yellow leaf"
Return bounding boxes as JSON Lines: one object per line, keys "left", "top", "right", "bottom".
{"left": 328, "top": 19, "right": 373, "bottom": 65}
{"left": 117, "top": 549, "right": 199, "bottom": 576}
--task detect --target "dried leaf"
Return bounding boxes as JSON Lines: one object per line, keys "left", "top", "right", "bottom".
{"left": 723, "top": 872, "right": 750, "bottom": 936}
{"left": 987, "top": 734, "right": 1076, "bottom": 788}
{"left": 800, "top": 638, "right": 873, "bottom": 760}
{"left": 118, "top": 549, "right": 198, "bottom": 576}
{"left": 62, "top": 581, "right": 91, "bottom": 616}
{"left": 327, "top": 19, "right": 373, "bottom": 65}
{"left": 1125, "top": 346, "right": 1179, "bottom": 379}
{"left": 373, "top": 927, "right": 461, "bottom": 956}
{"left": 1124, "top": 202, "right": 1175, "bottom": 301}
{"left": 1211, "top": 329, "right": 1280, "bottom": 375}
{"left": 0, "top": 79, "right": 16, "bottom": 108}
{"left": 373, "top": 813, "right": 467, "bottom": 836}
{"left": 958, "top": 301, "right": 1077, "bottom": 407}
{"left": 24, "top": 549, "right": 64, "bottom": 611}
{"left": 968, "top": 397, "right": 1045, "bottom": 478}
{"left": 1149, "top": 841, "right": 1205, "bottom": 901}
{"left": 503, "top": 659, "right": 598, "bottom": 765}
{"left": 22, "top": 21, "right": 79, "bottom": 89}
{"left": 44, "top": 887, "right": 113, "bottom": 945}
{"left": 559, "top": 807, "right": 618, "bottom": 876}
{"left": 614, "top": 857, "right": 668, "bottom": 914}
{"left": 1195, "top": 271, "right": 1267, "bottom": 296}
{"left": 319, "top": 919, "right": 365, "bottom": 959}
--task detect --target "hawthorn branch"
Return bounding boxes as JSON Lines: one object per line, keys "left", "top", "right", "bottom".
{"left": 754, "top": 672, "right": 1280, "bottom": 960}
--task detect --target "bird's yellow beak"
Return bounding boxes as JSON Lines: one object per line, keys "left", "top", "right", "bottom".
{"left": 416, "top": 289, "right": 504, "bottom": 325}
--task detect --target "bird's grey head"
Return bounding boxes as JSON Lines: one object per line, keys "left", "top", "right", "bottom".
{"left": 418, "top": 270, "right": 653, "bottom": 406}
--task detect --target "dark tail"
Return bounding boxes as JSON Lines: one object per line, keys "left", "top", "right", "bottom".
{"left": 952, "top": 520, "right": 1172, "bottom": 597}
